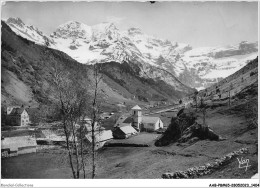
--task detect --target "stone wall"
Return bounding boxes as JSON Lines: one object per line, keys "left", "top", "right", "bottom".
{"left": 162, "top": 148, "right": 248, "bottom": 179}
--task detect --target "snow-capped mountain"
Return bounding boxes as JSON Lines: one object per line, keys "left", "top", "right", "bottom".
{"left": 1, "top": 20, "right": 194, "bottom": 107}
{"left": 5, "top": 17, "right": 258, "bottom": 90}
{"left": 6, "top": 17, "right": 54, "bottom": 46}
{"left": 177, "top": 42, "right": 258, "bottom": 89}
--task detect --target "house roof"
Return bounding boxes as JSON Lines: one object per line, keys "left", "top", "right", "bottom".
{"left": 85, "top": 130, "right": 113, "bottom": 143}
{"left": 142, "top": 116, "right": 160, "bottom": 124}
{"left": 114, "top": 113, "right": 131, "bottom": 127}
{"left": 120, "top": 125, "right": 137, "bottom": 135}
{"left": 7, "top": 106, "right": 20, "bottom": 109}
{"left": 1, "top": 136, "right": 37, "bottom": 151}
{"left": 131, "top": 105, "right": 142, "bottom": 110}
{"left": 8, "top": 108, "right": 26, "bottom": 116}
{"left": 123, "top": 117, "right": 133, "bottom": 124}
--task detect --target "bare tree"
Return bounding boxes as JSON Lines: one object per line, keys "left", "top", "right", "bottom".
{"left": 90, "top": 63, "right": 103, "bottom": 179}
{"left": 51, "top": 62, "right": 93, "bottom": 179}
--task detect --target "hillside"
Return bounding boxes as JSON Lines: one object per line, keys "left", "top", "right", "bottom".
{"left": 198, "top": 57, "right": 258, "bottom": 101}
{"left": 1, "top": 21, "right": 193, "bottom": 112}
{"left": 1, "top": 22, "right": 98, "bottom": 109}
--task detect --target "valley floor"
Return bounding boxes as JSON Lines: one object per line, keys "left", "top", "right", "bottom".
{"left": 1, "top": 99, "right": 258, "bottom": 179}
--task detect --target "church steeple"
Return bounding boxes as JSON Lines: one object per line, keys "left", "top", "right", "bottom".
{"left": 132, "top": 105, "right": 142, "bottom": 132}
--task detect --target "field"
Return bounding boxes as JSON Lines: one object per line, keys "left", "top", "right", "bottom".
{"left": 2, "top": 152, "right": 72, "bottom": 179}
{"left": 107, "top": 133, "right": 159, "bottom": 145}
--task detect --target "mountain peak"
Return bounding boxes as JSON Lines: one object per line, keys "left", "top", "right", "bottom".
{"left": 91, "top": 22, "right": 119, "bottom": 41}
{"left": 6, "top": 17, "right": 25, "bottom": 27}
{"left": 52, "top": 20, "right": 92, "bottom": 39}
{"left": 51, "top": 20, "right": 119, "bottom": 40}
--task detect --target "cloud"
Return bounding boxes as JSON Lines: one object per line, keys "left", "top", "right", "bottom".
{"left": 105, "top": 16, "right": 125, "bottom": 24}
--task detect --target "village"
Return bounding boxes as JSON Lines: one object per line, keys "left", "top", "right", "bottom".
{"left": 1, "top": 102, "right": 185, "bottom": 158}
{"left": 2, "top": 87, "right": 258, "bottom": 179}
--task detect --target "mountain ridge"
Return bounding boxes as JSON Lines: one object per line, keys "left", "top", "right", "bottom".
{"left": 1, "top": 21, "right": 194, "bottom": 110}
{"left": 4, "top": 17, "right": 258, "bottom": 90}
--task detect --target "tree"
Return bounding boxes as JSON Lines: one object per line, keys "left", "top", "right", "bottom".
{"left": 52, "top": 66, "right": 89, "bottom": 179}
{"left": 28, "top": 104, "right": 60, "bottom": 124}
{"left": 90, "top": 63, "right": 103, "bottom": 179}
{"left": 51, "top": 62, "right": 103, "bottom": 179}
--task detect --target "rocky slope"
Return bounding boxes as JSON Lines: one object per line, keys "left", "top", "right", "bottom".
{"left": 1, "top": 21, "right": 193, "bottom": 110}
{"left": 5, "top": 17, "right": 258, "bottom": 90}
{"left": 198, "top": 56, "right": 258, "bottom": 101}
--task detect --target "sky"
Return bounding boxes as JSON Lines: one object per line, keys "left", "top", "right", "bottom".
{"left": 1, "top": 1, "right": 258, "bottom": 47}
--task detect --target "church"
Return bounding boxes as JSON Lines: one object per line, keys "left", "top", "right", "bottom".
{"left": 116, "top": 105, "right": 164, "bottom": 132}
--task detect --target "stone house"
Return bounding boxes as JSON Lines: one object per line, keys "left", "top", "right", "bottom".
{"left": 112, "top": 125, "right": 138, "bottom": 139}
{"left": 7, "top": 107, "right": 30, "bottom": 126}
{"left": 141, "top": 116, "right": 164, "bottom": 132}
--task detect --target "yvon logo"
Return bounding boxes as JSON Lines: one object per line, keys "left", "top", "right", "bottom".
{"left": 237, "top": 157, "right": 251, "bottom": 171}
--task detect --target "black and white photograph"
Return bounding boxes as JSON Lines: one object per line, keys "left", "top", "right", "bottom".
{"left": 0, "top": 0, "right": 259, "bottom": 186}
